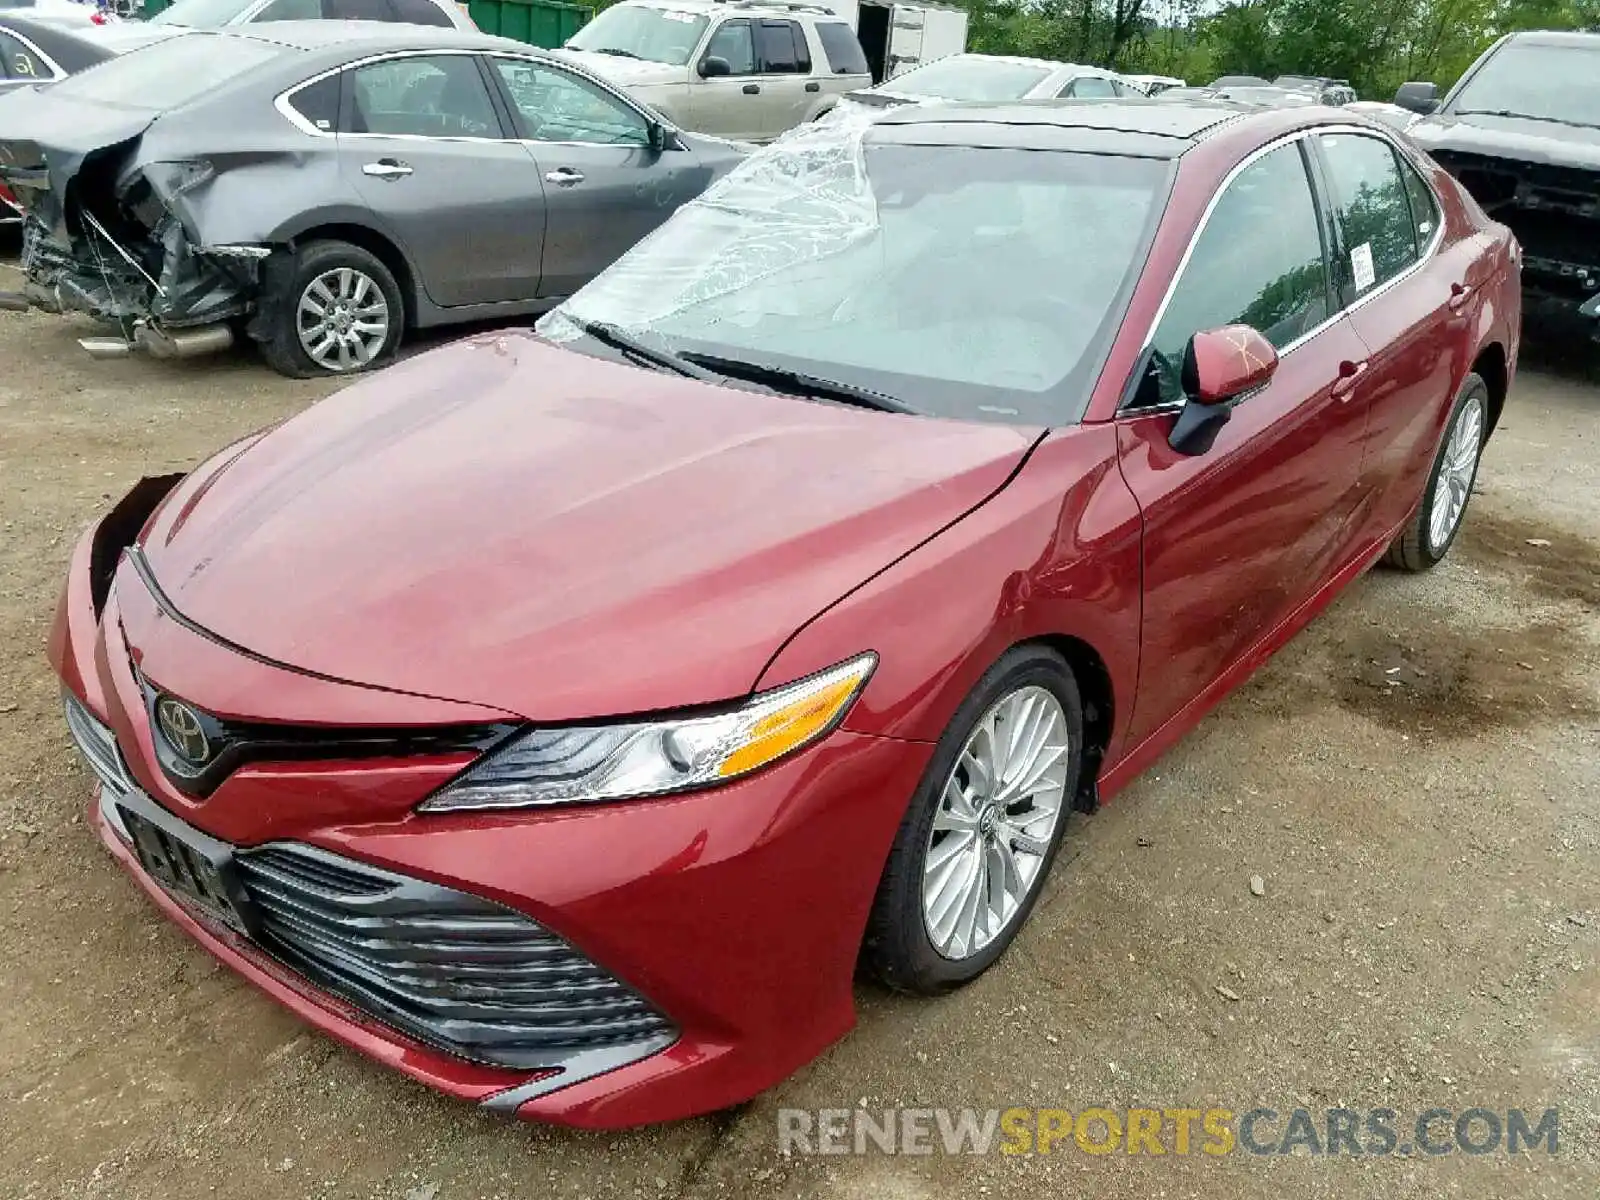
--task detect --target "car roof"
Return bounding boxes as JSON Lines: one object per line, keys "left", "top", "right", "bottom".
{"left": 213, "top": 19, "right": 535, "bottom": 55}
{"left": 1502, "top": 29, "right": 1600, "bottom": 47}
{"left": 866, "top": 99, "right": 1254, "bottom": 158}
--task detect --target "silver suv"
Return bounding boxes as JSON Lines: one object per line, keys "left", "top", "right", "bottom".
{"left": 553, "top": 0, "right": 871, "bottom": 142}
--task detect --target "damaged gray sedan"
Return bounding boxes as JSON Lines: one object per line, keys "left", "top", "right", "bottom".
{"left": 0, "top": 24, "right": 748, "bottom": 375}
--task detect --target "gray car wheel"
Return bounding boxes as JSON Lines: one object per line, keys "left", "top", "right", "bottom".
{"left": 259, "top": 240, "right": 404, "bottom": 379}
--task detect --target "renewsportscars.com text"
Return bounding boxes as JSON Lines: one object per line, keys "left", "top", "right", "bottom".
{"left": 777, "top": 1105, "right": 1559, "bottom": 1158}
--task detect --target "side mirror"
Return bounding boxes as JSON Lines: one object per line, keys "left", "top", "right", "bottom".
{"left": 699, "top": 55, "right": 732, "bottom": 78}
{"left": 1393, "top": 81, "right": 1440, "bottom": 115}
{"left": 646, "top": 120, "right": 666, "bottom": 152}
{"left": 1168, "top": 324, "right": 1278, "bottom": 456}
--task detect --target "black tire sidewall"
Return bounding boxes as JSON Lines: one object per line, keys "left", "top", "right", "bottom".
{"left": 268, "top": 241, "right": 403, "bottom": 379}
{"left": 868, "top": 646, "right": 1084, "bottom": 992}
{"left": 1415, "top": 374, "right": 1490, "bottom": 566}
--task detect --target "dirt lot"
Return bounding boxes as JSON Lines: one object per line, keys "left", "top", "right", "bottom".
{"left": 1, "top": 264, "right": 1597, "bottom": 1199}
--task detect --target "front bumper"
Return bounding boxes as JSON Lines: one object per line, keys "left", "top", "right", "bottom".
{"left": 51, "top": 512, "right": 931, "bottom": 1128}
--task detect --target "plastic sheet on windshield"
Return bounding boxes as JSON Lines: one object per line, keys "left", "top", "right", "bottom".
{"left": 539, "top": 106, "right": 884, "bottom": 339}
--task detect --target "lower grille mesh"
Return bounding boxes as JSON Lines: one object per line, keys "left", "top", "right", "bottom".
{"left": 233, "top": 844, "right": 674, "bottom": 1069}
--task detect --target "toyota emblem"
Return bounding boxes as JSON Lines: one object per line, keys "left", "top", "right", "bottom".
{"left": 156, "top": 697, "right": 211, "bottom": 766}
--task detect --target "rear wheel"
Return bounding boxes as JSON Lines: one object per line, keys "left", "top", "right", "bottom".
{"left": 1383, "top": 372, "right": 1489, "bottom": 571}
{"left": 863, "top": 646, "right": 1083, "bottom": 994}
{"left": 258, "top": 240, "right": 403, "bottom": 379}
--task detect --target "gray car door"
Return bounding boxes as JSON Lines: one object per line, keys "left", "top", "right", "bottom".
{"left": 338, "top": 52, "right": 548, "bottom": 309}
{"left": 487, "top": 55, "right": 702, "bottom": 299}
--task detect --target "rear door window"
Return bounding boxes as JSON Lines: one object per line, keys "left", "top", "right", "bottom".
{"left": 0, "top": 30, "right": 50, "bottom": 81}
{"left": 391, "top": 0, "right": 453, "bottom": 24}
{"left": 325, "top": 0, "right": 393, "bottom": 18}
{"left": 346, "top": 54, "right": 502, "bottom": 137}
{"left": 1065, "top": 75, "right": 1116, "bottom": 98}
{"left": 255, "top": 0, "right": 324, "bottom": 20}
{"left": 755, "top": 19, "right": 806, "bottom": 73}
{"left": 1316, "top": 132, "right": 1421, "bottom": 300}
{"left": 814, "top": 21, "right": 867, "bottom": 75}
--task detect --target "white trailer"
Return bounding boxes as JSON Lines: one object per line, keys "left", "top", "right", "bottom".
{"left": 817, "top": 0, "right": 968, "bottom": 83}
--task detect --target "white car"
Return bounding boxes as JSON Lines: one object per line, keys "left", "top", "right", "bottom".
{"left": 1344, "top": 100, "right": 1420, "bottom": 134}
{"left": 551, "top": 0, "right": 871, "bottom": 142}
{"left": 1124, "top": 72, "right": 1184, "bottom": 95}
{"left": 88, "top": 0, "right": 472, "bottom": 50}
{"left": 834, "top": 52, "right": 1140, "bottom": 117}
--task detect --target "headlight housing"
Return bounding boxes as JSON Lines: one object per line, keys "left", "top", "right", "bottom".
{"left": 419, "top": 652, "right": 876, "bottom": 812}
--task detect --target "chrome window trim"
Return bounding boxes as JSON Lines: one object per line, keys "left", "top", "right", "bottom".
{"left": 0, "top": 25, "right": 67, "bottom": 82}
{"left": 1120, "top": 123, "right": 1446, "bottom": 416}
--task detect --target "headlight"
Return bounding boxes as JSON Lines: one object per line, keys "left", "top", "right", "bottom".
{"left": 419, "top": 653, "right": 877, "bottom": 812}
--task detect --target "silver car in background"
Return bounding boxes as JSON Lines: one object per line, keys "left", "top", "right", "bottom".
{"left": 0, "top": 23, "right": 748, "bottom": 376}
{"left": 831, "top": 52, "right": 1139, "bottom": 119}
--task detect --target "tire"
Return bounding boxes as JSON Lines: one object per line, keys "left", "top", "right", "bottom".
{"left": 863, "top": 645, "right": 1084, "bottom": 994}
{"left": 1382, "top": 372, "right": 1490, "bottom": 572}
{"left": 257, "top": 240, "right": 404, "bottom": 379}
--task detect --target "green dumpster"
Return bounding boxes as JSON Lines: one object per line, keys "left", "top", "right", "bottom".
{"left": 468, "top": 0, "right": 591, "bottom": 48}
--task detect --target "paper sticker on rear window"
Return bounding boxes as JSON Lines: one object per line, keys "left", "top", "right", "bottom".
{"left": 1351, "top": 242, "right": 1375, "bottom": 292}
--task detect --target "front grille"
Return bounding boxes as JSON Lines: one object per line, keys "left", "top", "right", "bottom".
{"left": 233, "top": 843, "right": 675, "bottom": 1070}
{"left": 64, "top": 692, "right": 134, "bottom": 796}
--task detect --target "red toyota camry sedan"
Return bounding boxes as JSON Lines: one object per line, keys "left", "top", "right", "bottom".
{"left": 51, "top": 101, "right": 1519, "bottom": 1128}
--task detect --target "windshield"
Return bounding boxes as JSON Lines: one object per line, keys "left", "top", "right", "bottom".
{"left": 148, "top": 0, "right": 257, "bottom": 24}
{"left": 47, "top": 32, "right": 279, "bottom": 104}
{"left": 538, "top": 115, "right": 1169, "bottom": 425}
{"left": 880, "top": 56, "right": 1053, "bottom": 101}
{"left": 565, "top": 5, "right": 709, "bottom": 67}
{"left": 1450, "top": 40, "right": 1600, "bottom": 127}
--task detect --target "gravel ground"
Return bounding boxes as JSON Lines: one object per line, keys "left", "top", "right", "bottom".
{"left": 1, "top": 267, "right": 1597, "bottom": 1199}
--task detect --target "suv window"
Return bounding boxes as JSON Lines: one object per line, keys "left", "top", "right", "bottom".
{"left": 347, "top": 54, "right": 501, "bottom": 137}
{"left": 814, "top": 20, "right": 867, "bottom": 75}
{"left": 493, "top": 58, "right": 649, "bottom": 144}
{"left": 392, "top": 0, "right": 454, "bottom": 25}
{"left": 288, "top": 72, "right": 341, "bottom": 130}
{"left": 756, "top": 19, "right": 807, "bottom": 73}
{"left": 703, "top": 18, "right": 755, "bottom": 75}
{"left": 1066, "top": 75, "right": 1116, "bottom": 99}
{"left": 1140, "top": 141, "right": 1331, "bottom": 406}
{"left": 1317, "top": 132, "right": 1419, "bottom": 299}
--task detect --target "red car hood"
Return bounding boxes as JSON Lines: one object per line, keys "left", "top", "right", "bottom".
{"left": 139, "top": 331, "right": 1038, "bottom": 721}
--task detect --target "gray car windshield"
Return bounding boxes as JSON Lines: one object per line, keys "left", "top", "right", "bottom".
{"left": 540, "top": 116, "right": 1168, "bottom": 424}
{"left": 565, "top": 5, "right": 709, "bottom": 66}
{"left": 1451, "top": 41, "right": 1600, "bottom": 128}
{"left": 46, "top": 31, "right": 279, "bottom": 104}
{"left": 148, "top": 0, "right": 257, "bottom": 25}
{"left": 881, "top": 57, "right": 1053, "bottom": 101}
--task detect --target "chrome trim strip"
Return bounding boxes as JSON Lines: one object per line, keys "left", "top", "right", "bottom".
{"left": 479, "top": 1031, "right": 679, "bottom": 1113}
{"left": 1121, "top": 123, "right": 1446, "bottom": 416}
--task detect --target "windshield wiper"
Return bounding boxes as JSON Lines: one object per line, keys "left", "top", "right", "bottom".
{"left": 564, "top": 318, "right": 722, "bottom": 382}
{"left": 1455, "top": 109, "right": 1600, "bottom": 129}
{"left": 592, "top": 47, "right": 643, "bottom": 59}
{"left": 681, "top": 352, "right": 914, "bottom": 414}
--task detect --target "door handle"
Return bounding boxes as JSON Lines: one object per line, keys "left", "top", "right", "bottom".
{"left": 1330, "top": 358, "right": 1369, "bottom": 400}
{"left": 1448, "top": 281, "right": 1473, "bottom": 311}
{"left": 361, "top": 159, "right": 413, "bottom": 180}
{"left": 804, "top": 80, "right": 820, "bottom": 92}
{"left": 742, "top": 82, "right": 760, "bottom": 94}
{"left": 544, "top": 167, "right": 584, "bottom": 186}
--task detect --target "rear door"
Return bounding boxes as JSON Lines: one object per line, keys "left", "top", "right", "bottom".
{"left": 689, "top": 17, "right": 772, "bottom": 140}
{"left": 338, "top": 51, "right": 548, "bottom": 308}
{"left": 884, "top": 4, "right": 925, "bottom": 78}
{"left": 1117, "top": 136, "right": 1373, "bottom": 749}
{"left": 751, "top": 17, "right": 813, "bottom": 133}
{"left": 487, "top": 54, "right": 703, "bottom": 299}
{"left": 1310, "top": 130, "right": 1480, "bottom": 539}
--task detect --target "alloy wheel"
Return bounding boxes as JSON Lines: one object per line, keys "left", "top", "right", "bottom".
{"left": 1428, "top": 392, "right": 1485, "bottom": 553}
{"left": 921, "top": 685, "right": 1070, "bottom": 960}
{"left": 297, "top": 267, "right": 390, "bottom": 373}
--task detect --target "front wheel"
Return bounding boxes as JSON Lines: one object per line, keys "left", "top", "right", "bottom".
{"left": 863, "top": 646, "right": 1083, "bottom": 994}
{"left": 258, "top": 240, "right": 403, "bottom": 379}
{"left": 1383, "top": 372, "right": 1489, "bottom": 571}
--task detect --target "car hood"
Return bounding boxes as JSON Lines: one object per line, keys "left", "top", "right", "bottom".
{"left": 1410, "top": 112, "right": 1600, "bottom": 171}
{"left": 138, "top": 330, "right": 1039, "bottom": 722}
{"left": 549, "top": 48, "right": 685, "bottom": 87}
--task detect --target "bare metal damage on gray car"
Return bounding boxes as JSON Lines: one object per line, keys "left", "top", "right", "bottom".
{"left": 0, "top": 25, "right": 747, "bottom": 374}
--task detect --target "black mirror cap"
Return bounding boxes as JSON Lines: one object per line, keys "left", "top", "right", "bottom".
{"left": 699, "top": 55, "right": 732, "bottom": 78}
{"left": 1394, "top": 81, "right": 1440, "bottom": 114}
{"left": 1168, "top": 398, "right": 1233, "bottom": 456}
